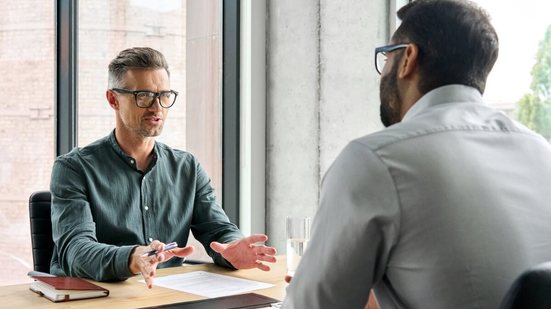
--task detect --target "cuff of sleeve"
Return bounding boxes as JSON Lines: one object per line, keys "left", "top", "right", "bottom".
{"left": 115, "top": 245, "right": 138, "bottom": 279}
{"left": 213, "top": 253, "right": 237, "bottom": 269}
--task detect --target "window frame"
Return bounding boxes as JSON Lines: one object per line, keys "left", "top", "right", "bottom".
{"left": 222, "top": 0, "right": 241, "bottom": 226}
{"left": 56, "top": 0, "right": 78, "bottom": 155}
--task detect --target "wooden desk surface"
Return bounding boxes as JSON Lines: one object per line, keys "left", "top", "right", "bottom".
{"left": 1, "top": 256, "right": 287, "bottom": 308}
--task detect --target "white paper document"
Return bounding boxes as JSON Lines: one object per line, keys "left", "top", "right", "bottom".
{"left": 140, "top": 271, "right": 274, "bottom": 298}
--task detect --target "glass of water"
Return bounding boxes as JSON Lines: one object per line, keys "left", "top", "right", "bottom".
{"left": 286, "top": 216, "right": 311, "bottom": 276}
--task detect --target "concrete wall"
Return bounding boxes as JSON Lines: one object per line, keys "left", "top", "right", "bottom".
{"left": 266, "top": 0, "right": 389, "bottom": 251}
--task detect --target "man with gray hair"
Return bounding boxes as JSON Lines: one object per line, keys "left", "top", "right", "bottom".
{"left": 50, "top": 47, "right": 276, "bottom": 288}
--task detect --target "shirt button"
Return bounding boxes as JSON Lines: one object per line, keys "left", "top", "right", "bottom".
{"left": 148, "top": 237, "right": 153, "bottom": 242}
{"left": 145, "top": 205, "right": 149, "bottom": 211}
{"left": 130, "top": 159, "right": 134, "bottom": 164}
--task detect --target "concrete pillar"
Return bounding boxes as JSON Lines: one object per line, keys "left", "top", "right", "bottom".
{"left": 266, "top": 0, "right": 388, "bottom": 251}
{"left": 266, "top": 0, "right": 321, "bottom": 250}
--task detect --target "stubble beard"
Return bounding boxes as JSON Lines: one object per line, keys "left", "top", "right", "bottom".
{"left": 379, "top": 61, "right": 403, "bottom": 128}
{"left": 138, "top": 123, "right": 164, "bottom": 138}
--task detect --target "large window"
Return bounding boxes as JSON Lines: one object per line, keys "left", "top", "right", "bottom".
{"left": 0, "top": 1, "right": 55, "bottom": 286}
{"left": 474, "top": 0, "right": 551, "bottom": 141}
{"left": 0, "top": 0, "right": 226, "bottom": 286}
{"left": 78, "top": 0, "right": 223, "bottom": 193}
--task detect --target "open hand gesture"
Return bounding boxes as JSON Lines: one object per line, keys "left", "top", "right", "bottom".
{"left": 210, "top": 234, "right": 277, "bottom": 271}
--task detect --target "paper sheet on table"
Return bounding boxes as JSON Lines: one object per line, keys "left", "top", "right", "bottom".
{"left": 140, "top": 271, "right": 274, "bottom": 298}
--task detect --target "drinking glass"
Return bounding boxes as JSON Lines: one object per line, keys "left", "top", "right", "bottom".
{"left": 286, "top": 216, "right": 311, "bottom": 276}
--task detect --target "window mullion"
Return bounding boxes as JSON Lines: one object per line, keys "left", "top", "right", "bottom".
{"left": 55, "top": 0, "right": 78, "bottom": 156}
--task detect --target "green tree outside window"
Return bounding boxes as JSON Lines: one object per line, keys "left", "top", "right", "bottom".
{"left": 516, "top": 24, "right": 551, "bottom": 141}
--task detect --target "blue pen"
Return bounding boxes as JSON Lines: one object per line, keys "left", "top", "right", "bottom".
{"left": 141, "top": 242, "right": 178, "bottom": 257}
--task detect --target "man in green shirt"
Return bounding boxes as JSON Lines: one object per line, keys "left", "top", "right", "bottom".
{"left": 50, "top": 47, "right": 276, "bottom": 288}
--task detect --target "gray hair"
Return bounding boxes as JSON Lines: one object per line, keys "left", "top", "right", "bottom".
{"left": 107, "top": 47, "right": 170, "bottom": 88}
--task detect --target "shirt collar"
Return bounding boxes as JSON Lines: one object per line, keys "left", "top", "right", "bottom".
{"left": 108, "top": 130, "right": 130, "bottom": 159}
{"left": 402, "top": 85, "right": 484, "bottom": 122}
{"left": 108, "top": 130, "right": 159, "bottom": 172}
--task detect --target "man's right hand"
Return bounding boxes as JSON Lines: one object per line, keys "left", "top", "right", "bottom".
{"left": 129, "top": 240, "right": 194, "bottom": 289}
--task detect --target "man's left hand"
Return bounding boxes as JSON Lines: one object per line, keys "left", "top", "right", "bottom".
{"left": 210, "top": 234, "right": 277, "bottom": 271}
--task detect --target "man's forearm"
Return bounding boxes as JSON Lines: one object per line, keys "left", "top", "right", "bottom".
{"left": 58, "top": 239, "right": 136, "bottom": 281}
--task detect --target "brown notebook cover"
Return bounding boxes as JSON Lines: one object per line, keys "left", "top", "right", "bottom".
{"left": 30, "top": 276, "right": 109, "bottom": 302}
{"left": 137, "top": 292, "right": 280, "bottom": 309}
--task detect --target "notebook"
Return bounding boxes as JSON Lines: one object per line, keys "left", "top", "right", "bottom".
{"left": 29, "top": 276, "right": 109, "bottom": 302}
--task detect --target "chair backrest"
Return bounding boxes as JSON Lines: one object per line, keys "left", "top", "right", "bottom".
{"left": 500, "top": 261, "right": 551, "bottom": 309}
{"left": 28, "top": 191, "right": 54, "bottom": 273}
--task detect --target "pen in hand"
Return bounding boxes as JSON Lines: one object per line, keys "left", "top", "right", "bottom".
{"left": 141, "top": 242, "right": 178, "bottom": 257}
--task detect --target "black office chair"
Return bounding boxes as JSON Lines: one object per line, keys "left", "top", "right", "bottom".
{"left": 28, "top": 191, "right": 54, "bottom": 273}
{"left": 500, "top": 261, "right": 551, "bottom": 309}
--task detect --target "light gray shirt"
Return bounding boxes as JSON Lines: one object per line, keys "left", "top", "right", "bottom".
{"left": 283, "top": 85, "right": 551, "bottom": 309}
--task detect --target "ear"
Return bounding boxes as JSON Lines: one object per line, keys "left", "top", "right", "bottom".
{"left": 397, "top": 43, "right": 419, "bottom": 79}
{"left": 106, "top": 90, "right": 119, "bottom": 110}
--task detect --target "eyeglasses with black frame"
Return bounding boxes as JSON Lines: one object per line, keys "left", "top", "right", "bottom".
{"left": 111, "top": 88, "right": 179, "bottom": 108}
{"left": 374, "top": 43, "right": 409, "bottom": 75}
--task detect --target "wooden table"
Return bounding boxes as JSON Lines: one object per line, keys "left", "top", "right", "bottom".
{"left": 1, "top": 256, "right": 287, "bottom": 308}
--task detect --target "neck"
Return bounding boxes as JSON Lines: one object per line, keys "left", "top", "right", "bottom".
{"left": 114, "top": 128, "right": 156, "bottom": 171}
{"left": 398, "top": 74, "right": 423, "bottom": 119}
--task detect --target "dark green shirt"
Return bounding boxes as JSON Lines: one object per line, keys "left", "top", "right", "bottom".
{"left": 49, "top": 131, "right": 243, "bottom": 281}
